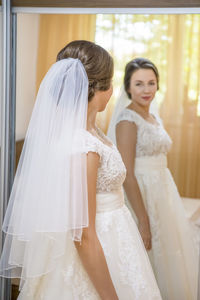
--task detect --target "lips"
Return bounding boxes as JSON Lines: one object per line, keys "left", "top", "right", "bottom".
{"left": 142, "top": 96, "right": 151, "bottom": 101}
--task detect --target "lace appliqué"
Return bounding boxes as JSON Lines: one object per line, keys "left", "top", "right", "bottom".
{"left": 62, "top": 245, "right": 100, "bottom": 300}
{"left": 116, "top": 109, "right": 172, "bottom": 158}
{"left": 96, "top": 206, "right": 161, "bottom": 299}
{"left": 78, "top": 129, "right": 126, "bottom": 193}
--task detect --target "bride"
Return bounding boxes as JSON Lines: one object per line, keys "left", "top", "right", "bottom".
{"left": 0, "top": 41, "right": 161, "bottom": 299}
{"left": 108, "top": 57, "right": 199, "bottom": 300}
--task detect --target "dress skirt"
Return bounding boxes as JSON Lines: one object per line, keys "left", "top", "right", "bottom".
{"left": 18, "top": 189, "right": 161, "bottom": 300}
{"left": 126, "top": 154, "right": 199, "bottom": 300}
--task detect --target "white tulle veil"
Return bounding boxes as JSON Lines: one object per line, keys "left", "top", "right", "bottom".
{"left": 0, "top": 58, "right": 89, "bottom": 286}
{"left": 107, "top": 86, "right": 160, "bottom": 144}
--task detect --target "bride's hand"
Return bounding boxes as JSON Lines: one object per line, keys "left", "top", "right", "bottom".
{"left": 138, "top": 218, "right": 152, "bottom": 250}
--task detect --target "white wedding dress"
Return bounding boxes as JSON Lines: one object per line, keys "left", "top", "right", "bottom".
{"left": 116, "top": 108, "right": 199, "bottom": 300}
{"left": 17, "top": 128, "right": 161, "bottom": 300}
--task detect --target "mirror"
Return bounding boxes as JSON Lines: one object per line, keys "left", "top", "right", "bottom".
{"left": 6, "top": 11, "right": 200, "bottom": 300}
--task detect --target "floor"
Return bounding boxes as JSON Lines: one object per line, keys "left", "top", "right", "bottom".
{"left": 182, "top": 197, "right": 200, "bottom": 223}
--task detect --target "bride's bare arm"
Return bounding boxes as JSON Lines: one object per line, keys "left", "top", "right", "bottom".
{"left": 116, "top": 120, "right": 152, "bottom": 250}
{"left": 75, "top": 151, "right": 118, "bottom": 300}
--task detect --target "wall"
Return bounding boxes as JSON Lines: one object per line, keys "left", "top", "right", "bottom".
{"left": 16, "top": 13, "right": 39, "bottom": 141}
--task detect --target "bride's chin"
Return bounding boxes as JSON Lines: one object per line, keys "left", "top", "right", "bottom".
{"left": 140, "top": 100, "right": 153, "bottom": 107}
{"left": 98, "top": 104, "right": 108, "bottom": 112}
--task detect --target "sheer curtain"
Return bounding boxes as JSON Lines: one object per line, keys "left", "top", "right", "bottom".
{"left": 162, "top": 15, "right": 200, "bottom": 199}
{"left": 95, "top": 14, "right": 200, "bottom": 199}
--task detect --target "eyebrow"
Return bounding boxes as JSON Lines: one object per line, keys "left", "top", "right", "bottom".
{"left": 134, "top": 79, "right": 156, "bottom": 82}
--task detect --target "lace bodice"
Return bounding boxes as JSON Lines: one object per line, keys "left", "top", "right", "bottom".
{"left": 116, "top": 108, "right": 172, "bottom": 157}
{"left": 80, "top": 129, "right": 126, "bottom": 193}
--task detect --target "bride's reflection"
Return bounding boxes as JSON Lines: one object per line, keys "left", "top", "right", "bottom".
{"left": 107, "top": 57, "right": 199, "bottom": 300}
{"left": 9, "top": 12, "right": 200, "bottom": 300}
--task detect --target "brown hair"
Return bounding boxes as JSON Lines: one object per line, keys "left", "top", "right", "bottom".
{"left": 57, "top": 40, "right": 114, "bottom": 101}
{"left": 124, "top": 58, "right": 159, "bottom": 99}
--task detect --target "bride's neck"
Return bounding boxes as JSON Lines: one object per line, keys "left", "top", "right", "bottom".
{"left": 87, "top": 107, "right": 98, "bottom": 131}
{"left": 129, "top": 101, "right": 150, "bottom": 116}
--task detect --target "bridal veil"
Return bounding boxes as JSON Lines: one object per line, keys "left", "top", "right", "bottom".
{"left": 0, "top": 58, "right": 89, "bottom": 287}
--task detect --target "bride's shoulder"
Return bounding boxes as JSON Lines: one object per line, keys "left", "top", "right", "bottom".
{"left": 116, "top": 108, "right": 141, "bottom": 125}
{"left": 73, "top": 129, "right": 103, "bottom": 157}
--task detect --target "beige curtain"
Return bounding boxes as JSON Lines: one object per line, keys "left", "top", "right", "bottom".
{"left": 161, "top": 15, "right": 200, "bottom": 198}
{"left": 36, "top": 14, "right": 96, "bottom": 91}
{"left": 95, "top": 14, "right": 200, "bottom": 198}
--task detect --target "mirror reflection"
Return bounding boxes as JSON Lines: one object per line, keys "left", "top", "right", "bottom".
{"left": 10, "top": 12, "right": 200, "bottom": 300}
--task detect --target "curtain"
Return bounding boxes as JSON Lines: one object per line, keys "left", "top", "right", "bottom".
{"left": 36, "top": 14, "right": 96, "bottom": 90}
{"left": 95, "top": 14, "right": 200, "bottom": 198}
{"left": 162, "top": 15, "right": 200, "bottom": 198}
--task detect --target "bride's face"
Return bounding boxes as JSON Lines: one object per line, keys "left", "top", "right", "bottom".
{"left": 128, "top": 69, "right": 157, "bottom": 107}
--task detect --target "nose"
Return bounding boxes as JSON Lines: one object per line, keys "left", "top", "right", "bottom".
{"left": 143, "top": 85, "right": 150, "bottom": 93}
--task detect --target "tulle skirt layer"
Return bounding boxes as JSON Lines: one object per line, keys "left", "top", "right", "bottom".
{"left": 16, "top": 190, "right": 161, "bottom": 300}
{"left": 126, "top": 154, "right": 199, "bottom": 300}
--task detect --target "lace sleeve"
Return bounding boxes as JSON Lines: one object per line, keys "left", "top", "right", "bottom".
{"left": 84, "top": 135, "right": 103, "bottom": 159}
{"left": 74, "top": 130, "right": 102, "bottom": 160}
{"left": 116, "top": 109, "right": 141, "bottom": 127}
